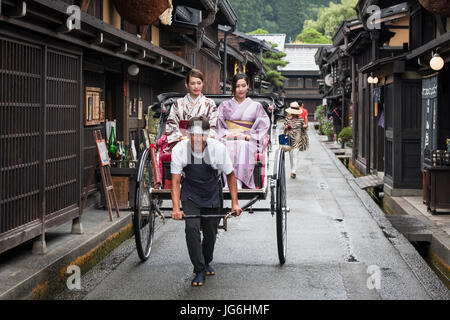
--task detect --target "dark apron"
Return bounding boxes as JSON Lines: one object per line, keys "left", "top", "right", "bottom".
{"left": 180, "top": 142, "right": 221, "bottom": 208}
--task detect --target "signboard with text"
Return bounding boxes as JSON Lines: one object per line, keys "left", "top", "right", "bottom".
{"left": 421, "top": 75, "right": 438, "bottom": 168}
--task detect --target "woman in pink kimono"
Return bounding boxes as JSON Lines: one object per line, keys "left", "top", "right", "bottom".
{"left": 217, "top": 73, "right": 270, "bottom": 189}
{"left": 164, "top": 69, "right": 218, "bottom": 152}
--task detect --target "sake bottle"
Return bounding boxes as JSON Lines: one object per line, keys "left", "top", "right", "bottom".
{"left": 115, "top": 141, "right": 122, "bottom": 162}
{"left": 131, "top": 139, "right": 137, "bottom": 161}
{"left": 124, "top": 145, "right": 130, "bottom": 168}
{"left": 108, "top": 126, "right": 117, "bottom": 159}
{"left": 120, "top": 141, "right": 125, "bottom": 160}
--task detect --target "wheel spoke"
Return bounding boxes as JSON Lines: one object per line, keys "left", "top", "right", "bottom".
{"left": 133, "top": 148, "right": 157, "bottom": 261}
{"left": 276, "top": 148, "right": 287, "bottom": 265}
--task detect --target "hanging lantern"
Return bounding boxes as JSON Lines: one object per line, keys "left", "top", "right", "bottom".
{"left": 430, "top": 53, "right": 445, "bottom": 71}
{"left": 418, "top": 0, "right": 450, "bottom": 17}
{"left": 128, "top": 64, "right": 140, "bottom": 76}
{"left": 368, "top": 73, "right": 378, "bottom": 84}
{"left": 113, "top": 0, "right": 171, "bottom": 25}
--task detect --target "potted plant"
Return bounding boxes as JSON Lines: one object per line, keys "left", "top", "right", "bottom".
{"left": 338, "top": 126, "right": 353, "bottom": 149}
{"left": 314, "top": 105, "right": 325, "bottom": 134}
{"left": 323, "top": 120, "right": 334, "bottom": 141}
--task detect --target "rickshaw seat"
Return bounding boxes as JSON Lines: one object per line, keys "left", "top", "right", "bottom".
{"left": 157, "top": 133, "right": 269, "bottom": 189}
{"left": 157, "top": 134, "right": 172, "bottom": 188}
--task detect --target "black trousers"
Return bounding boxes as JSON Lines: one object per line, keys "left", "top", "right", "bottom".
{"left": 182, "top": 199, "right": 220, "bottom": 274}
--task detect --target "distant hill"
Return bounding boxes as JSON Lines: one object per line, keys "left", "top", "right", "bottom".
{"left": 229, "top": 0, "right": 341, "bottom": 41}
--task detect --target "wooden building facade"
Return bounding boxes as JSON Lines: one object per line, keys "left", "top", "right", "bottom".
{"left": 0, "top": 0, "right": 237, "bottom": 254}
{"left": 317, "top": 0, "right": 450, "bottom": 202}
{"left": 353, "top": 0, "right": 420, "bottom": 196}
{"left": 316, "top": 0, "right": 450, "bottom": 200}
{"left": 218, "top": 28, "right": 272, "bottom": 94}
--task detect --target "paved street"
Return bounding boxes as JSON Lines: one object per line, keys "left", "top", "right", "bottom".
{"left": 57, "top": 127, "right": 449, "bottom": 300}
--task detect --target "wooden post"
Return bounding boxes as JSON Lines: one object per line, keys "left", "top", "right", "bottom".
{"left": 33, "top": 46, "right": 48, "bottom": 254}
{"left": 72, "top": 53, "right": 84, "bottom": 235}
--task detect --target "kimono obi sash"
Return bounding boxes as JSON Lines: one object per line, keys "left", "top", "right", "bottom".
{"left": 179, "top": 120, "right": 189, "bottom": 136}
{"left": 226, "top": 120, "right": 254, "bottom": 132}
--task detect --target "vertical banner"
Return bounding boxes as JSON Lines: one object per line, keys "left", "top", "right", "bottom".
{"left": 421, "top": 75, "right": 438, "bottom": 168}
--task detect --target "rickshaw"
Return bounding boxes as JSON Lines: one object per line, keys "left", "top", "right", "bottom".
{"left": 133, "top": 93, "right": 288, "bottom": 265}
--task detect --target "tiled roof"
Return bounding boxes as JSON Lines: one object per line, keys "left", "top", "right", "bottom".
{"left": 250, "top": 34, "right": 287, "bottom": 51}
{"left": 281, "top": 44, "right": 332, "bottom": 71}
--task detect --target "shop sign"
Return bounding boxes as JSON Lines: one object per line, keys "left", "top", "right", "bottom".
{"left": 421, "top": 75, "right": 438, "bottom": 167}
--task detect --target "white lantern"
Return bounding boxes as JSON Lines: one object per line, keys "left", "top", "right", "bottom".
{"left": 372, "top": 76, "right": 379, "bottom": 84}
{"left": 128, "top": 64, "right": 139, "bottom": 76}
{"left": 430, "top": 53, "right": 444, "bottom": 71}
{"left": 367, "top": 76, "right": 374, "bottom": 84}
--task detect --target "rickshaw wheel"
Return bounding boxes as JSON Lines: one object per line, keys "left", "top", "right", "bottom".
{"left": 276, "top": 148, "right": 287, "bottom": 265}
{"left": 134, "top": 148, "right": 156, "bottom": 261}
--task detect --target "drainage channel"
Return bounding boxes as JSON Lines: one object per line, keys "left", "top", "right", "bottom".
{"left": 338, "top": 157, "right": 450, "bottom": 289}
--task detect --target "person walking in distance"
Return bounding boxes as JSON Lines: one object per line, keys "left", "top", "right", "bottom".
{"left": 284, "top": 101, "right": 309, "bottom": 179}
{"left": 327, "top": 106, "right": 342, "bottom": 144}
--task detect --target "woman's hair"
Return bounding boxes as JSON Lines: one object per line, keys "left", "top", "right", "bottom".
{"left": 231, "top": 73, "right": 249, "bottom": 95}
{"left": 185, "top": 69, "right": 204, "bottom": 84}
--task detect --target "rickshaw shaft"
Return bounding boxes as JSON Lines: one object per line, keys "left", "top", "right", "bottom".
{"left": 155, "top": 207, "right": 271, "bottom": 213}
{"left": 165, "top": 214, "right": 233, "bottom": 219}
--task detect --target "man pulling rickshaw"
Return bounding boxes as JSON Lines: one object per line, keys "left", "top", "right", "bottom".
{"left": 170, "top": 116, "right": 242, "bottom": 286}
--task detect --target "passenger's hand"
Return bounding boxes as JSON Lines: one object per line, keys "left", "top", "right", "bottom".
{"left": 232, "top": 203, "right": 242, "bottom": 216}
{"left": 171, "top": 209, "right": 184, "bottom": 220}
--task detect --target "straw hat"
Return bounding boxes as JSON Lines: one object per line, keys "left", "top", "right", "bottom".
{"left": 286, "top": 101, "right": 302, "bottom": 115}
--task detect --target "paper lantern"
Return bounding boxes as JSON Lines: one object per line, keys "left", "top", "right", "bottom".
{"left": 128, "top": 64, "right": 140, "bottom": 76}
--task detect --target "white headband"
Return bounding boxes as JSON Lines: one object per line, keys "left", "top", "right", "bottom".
{"left": 187, "top": 126, "right": 209, "bottom": 135}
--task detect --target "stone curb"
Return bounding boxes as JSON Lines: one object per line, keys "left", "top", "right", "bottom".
{"left": 384, "top": 195, "right": 450, "bottom": 269}
{"left": 0, "top": 212, "right": 133, "bottom": 300}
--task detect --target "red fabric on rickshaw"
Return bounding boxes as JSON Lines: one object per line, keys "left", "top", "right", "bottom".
{"left": 160, "top": 152, "right": 172, "bottom": 162}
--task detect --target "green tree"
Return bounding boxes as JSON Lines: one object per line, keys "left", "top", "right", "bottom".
{"left": 229, "top": 0, "right": 340, "bottom": 40}
{"left": 228, "top": 0, "right": 265, "bottom": 33}
{"left": 302, "top": 0, "right": 358, "bottom": 38}
{"left": 294, "top": 27, "right": 331, "bottom": 44}
{"left": 248, "top": 28, "right": 269, "bottom": 35}
{"left": 261, "top": 42, "right": 289, "bottom": 90}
